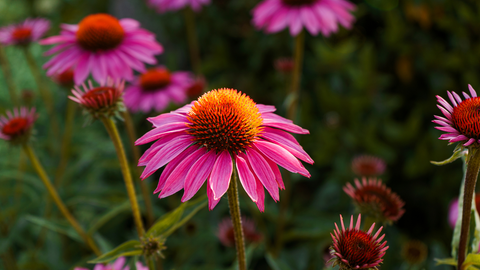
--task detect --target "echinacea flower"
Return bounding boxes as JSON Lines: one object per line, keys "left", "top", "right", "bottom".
{"left": 252, "top": 0, "right": 356, "bottom": 37}
{"left": 351, "top": 155, "right": 386, "bottom": 177}
{"left": 434, "top": 85, "right": 480, "bottom": 147}
{"left": 0, "top": 18, "right": 50, "bottom": 46}
{"left": 136, "top": 88, "right": 313, "bottom": 211}
{"left": 0, "top": 107, "right": 37, "bottom": 144}
{"left": 52, "top": 68, "right": 75, "bottom": 88}
{"left": 330, "top": 214, "right": 388, "bottom": 270}
{"left": 40, "top": 14, "right": 163, "bottom": 84}
{"left": 343, "top": 178, "right": 405, "bottom": 224}
{"left": 217, "top": 216, "right": 262, "bottom": 247}
{"left": 147, "top": 0, "right": 211, "bottom": 13}
{"left": 186, "top": 76, "right": 206, "bottom": 99}
{"left": 74, "top": 257, "right": 148, "bottom": 270}
{"left": 69, "top": 79, "right": 125, "bottom": 121}
{"left": 448, "top": 195, "right": 480, "bottom": 229}
{"left": 123, "top": 66, "right": 193, "bottom": 113}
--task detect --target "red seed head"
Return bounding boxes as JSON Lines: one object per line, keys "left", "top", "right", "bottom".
{"left": 12, "top": 27, "right": 32, "bottom": 44}
{"left": 76, "top": 14, "right": 124, "bottom": 51}
{"left": 140, "top": 68, "right": 172, "bottom": 91}
{"left": 451, "top": 97, "right": 480, "bottom": 139}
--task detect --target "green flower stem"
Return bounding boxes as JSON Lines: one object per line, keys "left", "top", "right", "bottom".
{"left": 122, "top": 110, "right": 155, "bottom": 227}
{"left": 183, "top": 7, "right": 202, "bottom": 75}
{"left": 0, "top": 45, "right": 19, "bottom": 106}
{"left": 458, "top": 148, "right": 480, "bottom": 270}
{"left": 22, "top": 144, "right": 102, "bottom": 256}
{"left": 54, "top": 100, "right": 76, "bottom": 187}
{"left": 287, "top": 30, "right": 305, "bottom": 120}
{"left": 227, "top": 169, "right": 247, "bottom": 270}
{"left": 100, "top": 117, "right": 145, "bottom": 238}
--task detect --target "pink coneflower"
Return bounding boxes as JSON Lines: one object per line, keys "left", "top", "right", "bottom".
{"left": 434, "top": 85, "right": 480, "bottom": 147}
{"left": 69, "top": 79, "right": 125, "bottom": 120}
{"left": 330, "top": 214, "right": 388, "bottom": 270}
{"left": 252, "top": 0, "right": 356, "bottom": 37}
{"left": 40, "top": 14, "right": 163, "bottom": 84}
{"left": 344, "top": 178, "right": 405, "bottom": 224}
{"left": 74, "top": 257, "right": 148, "bottom": 270}
{"left": 123, "top": 66, "right": 193, "bottom": 113}
{"left": 186, "top": 76, "right": 206, "bottom": 99}
{"left": 0, "top": 18, "right": 50, "bottom": 46}
{"left": 136, "top": 88, "right": 313, "bottom": 211}
{"left": 0, "top": 107, "right": 37, "bottom": 144}
{"left": 217, "top": 216, "right": 262, "bottom": 247}
{"left": 351, "top": 155, "right": 386, "bottom": 177}
{"left": 147, "top": 0, "right": 211, "bottom": 13}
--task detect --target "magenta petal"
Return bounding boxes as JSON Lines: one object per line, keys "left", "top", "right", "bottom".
{"left": 207, "top": 178, "right": 221, "bottom": 210}
{"left": 262, "top": 127, "right": 314, "bottom": 164}
{"left": 255, "top": 177, "right": 265, "bottom": 212}
{"left": 254, "top": 140, "right": 310, "bottom": 177}
{"left": 245, "top": 148, "right": 279, "bottom": 201}
{"left": 182, "top": 150, "right": 217, "bottom": 202}
{"left": 209, "top": 151, "right": 233, "bottom": 200}
{"left": 262, "top": 151, "right": 285, "bottom": 189}
{"left": 135, "top": 122, "right": 188, "bottom": 145}
{"left": 147, "top": 113, "right": 187, "bottom": 128}
{"left": 235, "top": 154, "right": 258, "bottom": 202}
{"left": 154, "top": 146, "right": 198, "bottom": 193}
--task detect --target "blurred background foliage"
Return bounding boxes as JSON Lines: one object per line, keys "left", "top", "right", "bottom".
{"left": 1, "top": 0, "right": 479, "bottom": 269}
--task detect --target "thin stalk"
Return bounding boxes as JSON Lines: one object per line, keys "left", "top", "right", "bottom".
{"left": 287, "top": 31, "right": 305, "bottom": 120}
{"left": 54, "top": 100, "right": 76, "bottom": 187}
{"left": 100, "top": 117, "right": 145, "bottom": 237}
{"left": 22, "top": 144, "right": 102, "bottom": 256}
{"left": 183, "top": 7, "right": 202, "bottom": 75}
{"left": 458, "top": 148, "right": 480, "bottom": 270}
{"left": 122, "top": 110, "right": 155, "bottom": 227}
{"left": 0, "top": 45, "right": 19, "bottom": 106}
{"left": 227, "top": 169, "right": 246, "bottom": 270}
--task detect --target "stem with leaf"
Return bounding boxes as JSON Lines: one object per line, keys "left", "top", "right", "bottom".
{"left": 227, "top": 168, "right": 246, "bottom": 270}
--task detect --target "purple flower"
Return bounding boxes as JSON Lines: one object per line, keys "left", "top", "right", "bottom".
{"left": 147, "top": 0, "right": 211, "bottom": 13}
{"left": 0, "top": 18, "right": 50, "bottom": 46}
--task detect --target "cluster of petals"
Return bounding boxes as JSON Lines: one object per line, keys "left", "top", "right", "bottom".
{"left": 344, "top": 178, "right": 405, "bottom": 223}
{"left": 434, "top": 84, "right": 480, "bottom": 146}
{"left": 351, "top": 155, "right": 386, "bottom": 177}
{"left": 252, "top": 0, "right": 356, "bottom": 36}
{"left": 0, "top": 107, "right": 37, "bottom": 141}
{"left": 124, "top": 66, "right": 193, "bottom": 113}
{"left": 70, "top": 79, "right": 124, "bottom": 112}
{"left": 40, "top": 14, "right": 163, "bottom": 84}
{"left": 0, "top": 18, "right": 50, "bottom": 46}
{"left": 330, "top": 214, "right": 388, "bottom": 270}
{"left": 135, "top": 88, "right": 313, "bottom": 211}
{"left": 217, "top": 216, "right": 262, "bottom": 247}
{"left": 74, "top": 257, "right": 148, "bottom": 270}
{"left": 147, "top": 0, "right": 211, "bottom": 13}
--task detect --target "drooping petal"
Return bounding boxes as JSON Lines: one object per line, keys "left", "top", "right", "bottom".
{"left": 182, "top": 150, "right": 217, "bottom": 202}
{"left": 235, "top": 154, "right": 258, "bottom": 202}
{"left": 254, "top": 140, "right": 310, "bottom": 177}
{"left": 245, "top": 148, "right": 279, "bottom": 201}
{"left": 209, "top": 151, "right": 233, "bottom": 200}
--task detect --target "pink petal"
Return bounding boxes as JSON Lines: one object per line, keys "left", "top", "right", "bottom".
{"left": 254, "top": 140, "right": 310, "bottom": 177}
{"left": 245, "top": 148, "right": 279, "bottom": 201}
{"left": 210, "top": 151, "right": 233, "bottom": 200}
{"left": 154, "top": 146, "right": 198, "bottom": 193}
{"left": 261, "top": 127, "right": 313, "bottom": 164}
{"left": 181, "top": 150, "right": 217, "bottom": 202}
{"left": 235, "top": 154, "right": 258, "bottom": 202}
{"left": 207, "top": 178, "right": 221, "bottom": 210}
{"left": 135, "top": 122, "right": 188, "bottom": 145}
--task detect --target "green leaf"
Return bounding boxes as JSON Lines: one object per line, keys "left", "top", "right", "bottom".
{"left": 88, "top": 199, "right": 131, "bottom": 235}
{"left": 25, "top": 215, "right": 82, "bottom": 242}
{"left": 266, "top": 253, "right": 293, "bottom": 270}
{"left": 88, "top": 240, "right": 142, "bottom": 264}
{"left": 431, "top": 147, "right": 466, "bottom": 166}
{"left": 163, "top": 195, "right": 207, "bottom": 237}
{"left": 435, "top": 257, "right": 456, "bottom": 266}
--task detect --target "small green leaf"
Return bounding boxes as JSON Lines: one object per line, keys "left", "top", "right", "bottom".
{"left": 88, "top": 240, "right": 142, "bottom": 264}
{"left": 25, "top": 215, "right": 82, "bottom": 242}
{"left": 163, "top": 195, "right": 207, "bottom": 237}
{"left": 88, "top": 199, "right": 131, "bottom": 235}
{"left": 434, "top": 257, "right": 456, "bottom": 266}
{"left": 431, "top": 147, "right": 466, "bottom": 166}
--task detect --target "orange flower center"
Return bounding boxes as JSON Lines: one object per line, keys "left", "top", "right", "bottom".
{"left": 2, "top": 118, "right": 28, "bottom": 136}
{"left": 451, "top": 97, "right": 480, "bottom": 140}
{"left": 338, "top": 230, "right": 380, "bottom": 267}
{"left": 281, "top": 0, "right": 317, "bottom": 6}
{"left": 76, "top": 14, "right": 125, "bottom": 52}
{"left": 140, "top": 69, "right": 172, "bottom": 91}
{"left": 82, "top": 86, "right": 116, "bottom": 101}
{"left": 187, "top": 88, "right": 263, "bottom": 153}
{"left": 12, "top": 27, "right": 32, "bottom": 44}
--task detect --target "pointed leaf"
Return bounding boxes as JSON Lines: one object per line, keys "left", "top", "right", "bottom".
{"left": 146, "top": 203, "right": 185, "bottom": 238}
{"left": 25, "top": 215, "right": 82, "bottom": 242}
{"left": 88, "top": 240, "right": 142, "bottom": 263}
{"left": 431, "top": 148, "right": 466, "bottom": 166}
{"left": 435, "top": 257, "right": 457, "bottom": 266}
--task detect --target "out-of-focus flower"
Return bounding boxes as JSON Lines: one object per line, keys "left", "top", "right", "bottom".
{"left": 0, "top": 107, "right": 37, "bottom": 144}
{"left": 344, "top": 178, "right": 405, "bottom": 224}
{"left": 74, "top": 257, "right": 148, "bottom": 270}
{"left": 52, "top": 69, "right": 75, "bottom": 88}
{"left": 401, "top": 239, "right": 428, "bottom": 266}
{"left": 217, "top": 216, "right": 262, "bottom": 247}
{"left": 147, "top": 0, "right": 211, "bottom": 13}
{"left": 330, "top": 214, "right": 388, "bottom": 270}
{"left": 434, "top": 84, "right": 480, "bottom": 147}
{"left": 40, "top": 14, "right": 163, "bottom": 84}
{"left": 186, "top": 76, "right": 206, "bottom": 100}
{"left": 351, "top": 155, "right": 386, "bottom": 177}
{"left": 274, "top": 57, "right": 294, "bottom": 74}
{"left": 124, "top": 66, "right": 193, "bottom": 113}
{"left": 0, "top": 18, "right": 50, "bottom": 46}
{"left": 252, "top": 0, "right": 356, "bottom": 37}
{"left": 69, "top": 79, "right": 125, "bottom": 121}
{"left": 136, "top": 88, "right": 313, "bottom": 211}
{"left": 448, "top": 194, "right": 480, "bottom": 229}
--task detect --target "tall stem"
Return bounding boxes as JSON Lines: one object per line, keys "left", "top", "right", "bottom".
{"left": 227, "top": 170, "right": 246, "bottom": 270}
{"left": 0, "top": 45, "right": 19, "bottom": 106}
{"left": 100, "top": 117, "right": 145, "bottom": 238}
{"left": 122, "top": 110, "right": 155, "bottom": 227}
{"left": 287, "top": 31, "right": 305, "bottom": 121}
{"left": 22, "top": 144, "right": 102, "bottom": 256}
{"left": 183, "top": 7, "right": 202, "bottom": 75}
{"left": 458, "top": 148, "right": 480, "bottom": 270}
{"left": 54, "top": 100, "right": 76, "bottom": 187}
